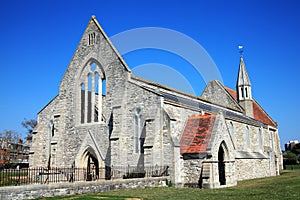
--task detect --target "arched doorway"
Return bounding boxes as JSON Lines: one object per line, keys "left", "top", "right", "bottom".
{"left": 86, "top": 152, "right": 99, "bottom": 181}
{"left": 218, "top": 145, "right": 226, "bottom": 185}
{"left": 81, "top": 148, "right": 99, "bottom": 181}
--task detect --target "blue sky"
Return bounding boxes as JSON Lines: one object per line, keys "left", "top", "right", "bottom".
{"left": 0, "top": 0, "right": 299, "bottom": 148}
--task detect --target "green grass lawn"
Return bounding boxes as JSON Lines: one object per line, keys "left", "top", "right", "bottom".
{"left": 37, "top": 170, "right": 300, "bottom": 200}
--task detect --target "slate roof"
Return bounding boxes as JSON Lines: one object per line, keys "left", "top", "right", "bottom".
{"left": 180, "top": 114, "right": 216, "bottom": 154}
{"left": 224, "top": 87, "right": 277, "bottom": 127}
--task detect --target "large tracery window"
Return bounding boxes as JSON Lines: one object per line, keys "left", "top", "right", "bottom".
{"left": 79, "top": 61, "right": 105, "bottom": 124}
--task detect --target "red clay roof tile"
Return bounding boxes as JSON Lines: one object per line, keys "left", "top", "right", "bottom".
{"left": 224, "top": 86, "right": 237, "bottom": 100}
{"left": 224, "top": 87, "right": 277, "bottom": 127}
{"left": 252, "top": 100, "right": 277, "bottom": 127}
{"left": 180, "top": 114, "right": 216, "bottom": 154}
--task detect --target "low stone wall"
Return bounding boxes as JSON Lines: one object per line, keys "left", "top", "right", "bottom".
{"left": 0, "top": 177, "right": 168, "bottom": 200}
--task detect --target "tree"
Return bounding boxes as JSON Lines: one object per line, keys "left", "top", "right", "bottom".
{"left": 22, "top": 119, "right": 37, "bottom": 142}
{"left": 0, "top": 130, "right": 20, "bottom": 167}
{"left": 291, "top": 143, "right": 300, "bottom": 155}
{"left": 284, "top": 151, "right": 299, "bottom": 165}
{"left": 0, "top": 130, "right": 20, "bottom": 143}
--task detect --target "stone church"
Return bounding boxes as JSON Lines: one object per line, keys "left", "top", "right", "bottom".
{"left": 30, "top": 16, "right": 282, "bottom": 188}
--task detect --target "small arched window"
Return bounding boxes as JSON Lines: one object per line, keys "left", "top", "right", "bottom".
{"left": 88, "top": 32, "right": 96, "bottom": 45}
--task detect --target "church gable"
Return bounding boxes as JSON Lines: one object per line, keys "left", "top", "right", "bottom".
{"left": 201, "top": 80, "right": 243, "bottom": 112}
{"left": 59, "top": 16, "right": 130, "bottom": 93}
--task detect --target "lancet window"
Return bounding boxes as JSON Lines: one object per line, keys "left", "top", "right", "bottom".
{"left": 134, "top": 108, "right": 142, "bottom": 153}
{"left": 245, "top": 126, "right": 250, "bottom": 148}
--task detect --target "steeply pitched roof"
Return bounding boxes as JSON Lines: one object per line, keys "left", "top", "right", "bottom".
{"left": 180, "top": 114, "right": 216, "bottom": 154}
{"left": 224, "top": 86, "right": 237, "bottom": 100}
{"left": 237, "top": 56, "right": 251, "bottom": 87}
{"left": 252, "top": 99, "right": 277, "bottom": 127}
{"left": 224, "top": 87, "right": 277, "bottom": 127}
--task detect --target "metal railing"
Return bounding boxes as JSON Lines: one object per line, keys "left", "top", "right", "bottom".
{"left": 0, "top": 165, "right": 169, "bottom": 187}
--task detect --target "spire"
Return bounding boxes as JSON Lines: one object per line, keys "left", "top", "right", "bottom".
{"left": 236, "top": 46, "right": 253, "bottom": 117}
{"left": 236, "top": 56, "right": 251, "bottom": 87}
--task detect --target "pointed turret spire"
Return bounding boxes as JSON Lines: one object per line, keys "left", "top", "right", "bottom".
{"left": 237, "top": 56, "right": 251, "bottom": 87}
{"left": 236, "top": 47, "right": 253, "bottom": 117}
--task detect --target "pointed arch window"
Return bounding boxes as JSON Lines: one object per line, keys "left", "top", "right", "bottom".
{"left": 87, "top": 74, "right": 92, "bottom": 123}
{"left": 94, "top": 72, "right": 99, "bottom": 122}
{"left": 134, "top": 108, "right": 142, "bottom": 154}
{"left": 79, "top": 61, "right": 105, "bottom": 124}
{"left": 229, "top": 122, "right": 233, "bottom": 136}
{"left": 80, "top": 83, "right": 85, "bottom": 124}
{"left": 245, "top": 126, "right": 250, "bottom": 149}
{"left": 258, "top": 128, "right": 262, "bottom": 149}
{"left": 269, "top": 131, "right": 274, "bottom": 150}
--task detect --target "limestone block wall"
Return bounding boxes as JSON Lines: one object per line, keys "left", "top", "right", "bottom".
{"left": 235, "top": 158, "right": 272, "bottom": 180}
{"left": 182, "top": 159, "right": 203, "bottom": 186}
{"left": 201, "top": 80, "right": 242, "bottom": 111}
{"left": 30, "top": 96, "right": 60, "bottom": 168}
{"left": 226, "top": 119, "right": 268, "bottom": 152}
{"left": 162, "top": 111, "right": 172, "bottom": 168}
{"left": 115, "top": 81, "right": 162, "bottom": 167}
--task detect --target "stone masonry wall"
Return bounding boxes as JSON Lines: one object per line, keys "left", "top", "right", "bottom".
{"left": 182, "top": 159, "right": 203, "bottom": 186}
{"left": 201, "top": 80, "right": 241, "bottom": 111}
{"left": 118, "top": 81, "right": 162, "bottom": 167}
{"left": 0, "top": 177, "right": 168, "bottom": 200}
{"left": 29, "top": 96, "right": 60, "bottom": 168}
{"left": 226, "top": 120, "right": 272, "bottom": 153}
{"left": 235, "top": 158, "right": 272, "bottom": 180}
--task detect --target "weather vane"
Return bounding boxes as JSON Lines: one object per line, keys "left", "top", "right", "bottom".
{"left": 238, "top": 45, "right": 244, "bottom": 56}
